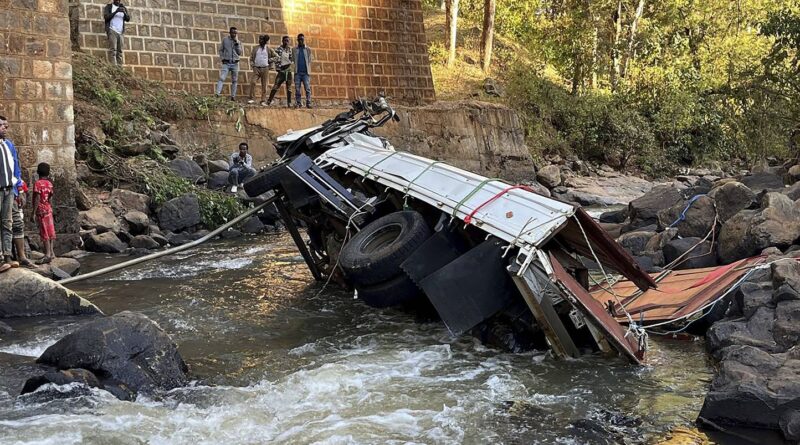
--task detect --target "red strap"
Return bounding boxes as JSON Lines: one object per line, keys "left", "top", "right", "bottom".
{"left": 463, "top": 185, "right": 534, "bottom": 224}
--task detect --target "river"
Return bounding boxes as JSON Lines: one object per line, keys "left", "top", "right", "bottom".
{"left": 0, "top": 234, "right": 714, "bottom": 444}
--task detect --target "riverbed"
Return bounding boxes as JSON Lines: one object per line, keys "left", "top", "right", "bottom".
{"left": 0, "top": 234, "right": 713, "bottom": 444}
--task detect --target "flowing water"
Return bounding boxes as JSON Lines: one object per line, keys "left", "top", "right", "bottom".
{"left": 0, "top": 234, "right": 714, "bottom": 444}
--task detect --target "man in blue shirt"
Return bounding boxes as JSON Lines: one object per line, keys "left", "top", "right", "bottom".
{"left": 0, "top": 116, "right": 22, "bottom": 272}
{"left": 292, "top": 34, "right": 313, "bottom": 108}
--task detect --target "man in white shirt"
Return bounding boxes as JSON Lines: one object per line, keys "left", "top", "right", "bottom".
{"left": 103, "top": 0, "right": 131, "bottom": 66}
{"left": 248, "top": 35, "right": 277, "bottom": 106}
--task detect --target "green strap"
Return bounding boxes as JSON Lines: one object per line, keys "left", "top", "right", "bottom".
{"left": 403, "top": 161, "right": 442, "bottom": 195}
{"left": 452, "top": 177, "right": 504, "bottom": 218}
{"left": 364, "top": 151, "right": 399, "bottom": 178}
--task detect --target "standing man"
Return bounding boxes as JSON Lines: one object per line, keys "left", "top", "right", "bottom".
{"left": 228, "top": 142, "right": 255, "bottom": 193}
{"left": 103, "top": 0, "right": 131, "bottom": 66}
{"left": 292, "top": 33, "right": 313, "bottom": 109}
{"left": 11, "top": 179, "right": 32, "bottom": 268}
{"left": 248, "top": 35, "right": 275, "bottom": 106}
{"left": 267, "top": 35, "right": 293, "bottom": 107}
{"left": 0, "top": 116, "right": 22, "bottom": 273}
{"left": 216, "top": 27, "right": 243, "bottom": 101}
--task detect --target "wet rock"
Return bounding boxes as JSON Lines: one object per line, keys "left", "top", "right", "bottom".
{"left": 708, "top": 181, "right": 756, "bottom": 223}
{"left": 599, "top": 222, "right": 622, "bottom": 239}
{"left": 220, "top": 228, "right": 243, "bottom": 239}
{"left": 536, "top": 165, "right": 561, "bottom": 189}
{"left": 50, "top": 257, "right": 80, "bottom": 277}
{"left": 85, "top": 232, "right": 127, "bottom": 253}
{"left": 774, "top": 284, "right": 800, "bottom": 303}
{"left": 0, "top": 321, "right": 13, "bottom": 333}
{"left": 599, "top": 208, "right": 628, "bottom": 224}
{"left": 617, "top": 231, "right": 655, "bottom": 256}
{"left": 735, "top": 282, "right": 774, "bottom": 319}
{"left": 240, "top": 216, "right": 265, "bottom": 234}
{"left": 61, "top": 249, "right": 90, "bottom": 259}
{"left": 208, "top": 159, "right": 230, "bottom": 174}
{"left": 21, "top": 368, "right": 103, "bottom": 395}
{"left": 740, "top": 172, "right": 785, "bottom": 192}
{"left": 781, "top": 410, "right": 800, "bottom": 442}
{"left": 168, "top": 159, "right": 206, "bottom": 184}
{"left": 207, "top": 171, "right": 229, "bottom": 190}
{"left": 116, "top": 230, "right": 133, "bottom": 244}
{"left": 123, "top": 211, "right": 150, "bottom": 235}
{"left": 772, "top": 259, "right": 800, "bottom": 290}
{"left": 633, "top": 255, "right": 661, "bottom": 273}
{"left": 0, "top": 269, "right": 101, "bottom": 318}
{"left": 36, "top": 311, "right": 189, "bottom": 401}
{"left": 662, "top": 237, "right": 717, "bottom": 270}
{"left": 130, "top": 235, "right": 160, "bottom": 250}
{"left": 157, "top": 194, "right": 201, "bottom": 232}
{"left": 657, "top": 195, "right": 717, "bottom": 238}
{"left": 79, "top": 206, "right": 120, "bottom": 234}
{"left": 784, "top": 182, "right": 800, "bottom": 200}
{"left": 110, "top": 189, "right": 151, "bottom": 215}
{"left": 150, "top": 233, "right": 168, "bottom": 247}
{"left": 165, "top": 231, "right": 192, "bottom": 246}
{"left": 190, "top": 230, "right": 210, "bottom": 240}
{"left": 707, "top": 308, "right": 777, "bottom": 355}
{"left": 774, "top": 301, "right": 800, "bottom": 350}
{"left": 628, "top": 185, "right": 684, "bottom": 227}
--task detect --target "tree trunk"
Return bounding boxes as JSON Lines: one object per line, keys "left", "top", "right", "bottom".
{"left": 439, "top": 0, "right": 446, "bottom": 11}
{"left": 481, "top": 0, "right": 496, "bottom": 73}
{"left": 621, "top": 0, "right": 645, "bottom": 79}
{"left": 448, "top": 0, "right": 460, "bottom": 67}
{"left": 610, "top": 0, "right": 622, "bottom": 91}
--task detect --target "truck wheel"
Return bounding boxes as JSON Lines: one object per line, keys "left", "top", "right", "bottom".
{"left": 340, "top": 210, "right": 431, "bottom": 287}
{"left": 356, "top": 273, "right": 423, "bottom": 308}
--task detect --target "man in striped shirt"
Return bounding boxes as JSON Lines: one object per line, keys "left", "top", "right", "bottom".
{"left": 0, "top": 116, "right": 22, "bottom": 272}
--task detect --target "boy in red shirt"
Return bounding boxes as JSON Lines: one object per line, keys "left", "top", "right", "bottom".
{"left": 33, "top": 163, "right": 55, "bottom": 263}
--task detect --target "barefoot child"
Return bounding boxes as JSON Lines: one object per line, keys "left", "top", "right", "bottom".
{"left": 33, "top": 163, "right": 55, "bottom": 263}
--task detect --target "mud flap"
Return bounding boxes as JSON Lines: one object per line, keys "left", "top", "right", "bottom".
{"left": 415, "top": 238, "right": 519, "bottom": 336}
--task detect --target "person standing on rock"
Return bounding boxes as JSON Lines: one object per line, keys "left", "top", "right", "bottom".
{"left": 228, "top": 142, "right": 255, "bottom": 193}
{"left": 247, "top": 35, "right": 276, "bottom": 106}
{"left": 267, "top": 35, "right": 293, "bottom": 107}
{"left": 215, "top": 27, "right": 243, "bottom": 101}
{"left": 0, "top": 116, "right": 22, "bottom": 273}
{"left": 12, "top": 180, "right": 33, "bottom": 268}
{"left": 103, "top": 0, "right": 131, "bottom": 66}
{"left": 33, "top": 163, "right": 56, "bottom": 264}
{"left": 293, "top": 33, "right": 313, "bottom": 108}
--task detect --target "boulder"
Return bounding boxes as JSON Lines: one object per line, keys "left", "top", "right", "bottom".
{"left": 157, "top": 194, "right": 202, "bottom": 232}
{"left": 49, "top": 257, "right": 80, "bottom": 277}
{"left": 708, "top": 181, "right": 756, "bottom": 223}
{"left": 0, "top": 321, "right": 12, "bottom": 333}
{"left": 160, "top": 144, "right": 181, "bottom": 158}
{"left": 617, "top": 231, "right": 655, "bottom": 256}
{"left": 785, "top": 182, "right": 800, "bottom": 200}
{"left": 0, "top": 269, "right": 101, "bottom": 318}
{"left": 129, "top": 235, "right": 160, "bottom": 250}
{"left": 633, "top": 255, "right": 661, "bottom": 273}
{"left": 599, "top": 208, "right": 628, "bottom": 224}
{"left": 85, "top": 232, "right": 127, "bottom": 253}
{"left": 60, "top": 249, "right": 90, "bottom": 259}
{"left": 718, "top": 193, "right": 800, "bottom": 263}
{"left": 150, "top": 233, "right": 169, "bottom": 247}
{"left": 123, "top": 211, "right": 150, "bottom": 235}
{"left": 110, "top": 189, "right": 151, "bottom": 215}
{"left": 707, "top": 307, "right": 778, "bottom": 354}
{"left": 21, "top": 368, "right": 102, "bottom": 395}
{"left": 628, "top": 185, "right": 684, "bottom": 227}
{"left": 740, "top": 172, "right": 785, "bottom": 192}
{"left": 781, "top": 410, "right": 800, "bottom": 442}
{"left": 240, "top": 216, "right": 266, "bottom": 234}
{"left": 772, "top": 259, "right": 800, "bottom": 291}
{"left": 35, "top": 311, "right": 189, "bottom": 400}
{"left": 657, "top": 195, "right": 717, "bottom": 238}
{"left": 207, "top": 171, "right": 229, "bottom": 190}
{"left": 208, "top": 159, "right": 230, "bottom": 173}
{"left": 773, "top": 300, "right": 800, "bottom": 350}
{"left": 734, "top": 282, "right": 774, "bottom": 319}
{"left": 168, "top": 159, "right": 206, "bottom": 184}
{"left": 165, "top": 231, "right": 193, "bottom": 246}
{"left": 662, "top": 237, "right": 718, "bottom": 270}
{"left": 536, "top": 165, "right": 562, "bottom": 189}
{"left": 524, "top": 181, "right": 551, "bottom": 198}
{"left": 599, "top": 222, "right": 622, "bottom": 239}
{"left": 116, "top": 230, "right": 133, "bottom": 244}
{"left": 644, "top": 228, "right": 678, "bottom": 253}
{"left": 117, "top": 140, "right": 150, "bottom": 157}
{"left": 78, "top": 206, "right": 120, "bottom": 234}
{"left": 74, "top": 187, "right": 92, "bottom": 211}
{"left": 788, "top": 165, "right": 800, "bottom": 182}
{"left": 220, "top": 228, "right": 243, "bottom": 239}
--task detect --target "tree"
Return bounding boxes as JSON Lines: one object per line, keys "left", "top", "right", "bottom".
{"left": 447, "top": 0, "right": 461, "bottom": 67}
{"left": 481, "top": 0, "right": 496, "bottom": 73}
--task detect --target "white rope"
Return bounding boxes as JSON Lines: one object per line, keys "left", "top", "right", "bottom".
{"left": 314, "top": 201, "right": 371, "bottom": 297}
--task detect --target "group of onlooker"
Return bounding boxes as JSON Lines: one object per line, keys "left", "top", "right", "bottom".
{"left": 103, "top": 1, "right": 314, "bottom": 108}
{"left": 0, "top": 117, "right": 56, "bottom": 274}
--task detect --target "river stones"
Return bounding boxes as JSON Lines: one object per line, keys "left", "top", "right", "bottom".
{"left": 85, "top": 231, "right": 128, "bottom": 253}
{"left": 123, "top": 211, "right": 151, "bottom": 235}
{"left": 33, "top": 311, "right": 188, "bottom": 401}
{"left": 207, "top": 171, "right": 229, "bottom": 190}
{"left": 708, "top": 181, "right": 756, "bottom": 222}
{"left": 208, "top": 159, "right": 230, "bottom": 174}
{"left": 168, "top": 158, "right": 206, "bottom": 184}
{"left": 110, "top": 189, "right": 151, "bottom": 215}
{"left": 662, "top": 237, "right": 717, "bottom": 270}
{"left": 130, "top": 235, "right": 161, "bottom": 250}
{"left": 157, "top": 194, "right": 202, "bottom": 232}
{"left": 536, "top": 165, "right": 562, "bottom": 189}
{"left": 718, "top": 193, "right": 800, "bottom": 264}
{"left": 657, "top": 195, "right": 717, "bottom": 238}
{"left": 240, "top": 216, "right": 265, "bottom": 234}
{"left": 0, "top": 269, "right": 101, "bottom": 318}
{"left": 79, "top": 206, "right": 120, "bottom": 234}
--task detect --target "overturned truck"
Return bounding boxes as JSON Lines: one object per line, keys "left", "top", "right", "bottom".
{"left": 244, "top": 97, "right": 657, "bottom": 364}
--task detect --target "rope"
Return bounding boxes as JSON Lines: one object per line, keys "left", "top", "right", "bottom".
{"left": 402, "top": 161, "right": 442, "bottom": 208}
{"left": 667, "top": 194, "right": 706, "bottom": 229}
{"left": 451, "top": 178, "right": 504, "bottom": 219}
{"left": 463, "top": 185, "right": 535, "bottom": 225}
{"left": 363, "top": 151, "right": 399, "bottom": 178}
{"left": 314, "top": 200, "right": 372, "bottom": 297}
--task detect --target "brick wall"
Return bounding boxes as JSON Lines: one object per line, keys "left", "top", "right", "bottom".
{"left": 0, "top": 0, "right": 80, "bottom": 244}
{"left": 75, "top": 0, "right": 435, "bottom": 104}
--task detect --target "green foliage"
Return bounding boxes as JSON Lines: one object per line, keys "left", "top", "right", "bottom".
{"left": 138, "top": 167, "right": 244, "bottom": 228}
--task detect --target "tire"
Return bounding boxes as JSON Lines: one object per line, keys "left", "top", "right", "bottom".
{"left": 243, "top": 163, "right": 288, "bottom": 197}
{"left": 356, "top": 273, "right": 423, "bottom": 308}
{"left": 340, "top": 210, "right": 431, "bottom": 287}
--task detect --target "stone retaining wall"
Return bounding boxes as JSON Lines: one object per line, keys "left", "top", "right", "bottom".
{"left": 73, "top": 0, "right": 435, "bottom": 104}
